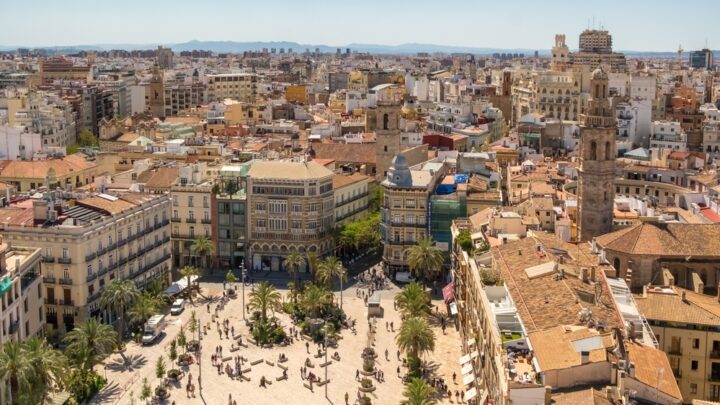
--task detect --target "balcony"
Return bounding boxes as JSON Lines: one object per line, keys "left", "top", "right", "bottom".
{"left": 86, "top": 273, "right": 97, "bottom": 282}
{"left": 88, "top": 291, "right": 101, "bottom": 302}
{"left": 98, "top": 266, "right": 108, "bottom": 276}
{"left": 668, "top": 347, "right": 682, "bottom": 356}
{"left": 390, "top": 222, "right": 427, "bottom": 229}
{"left": 186, "top": 217, "right": 197, "bottom": 223}
{"left": 9, "top": 321, "right": 19, "bottom": 334}
{"left": 85, "top": 252, "right": 96, "bottom": 261}
{"left": 58, "top": 257, "right": 72, "bottom": 265}
{"left": 98, "top": 247, "right": 107, "bottom": 256}
{"left": 711, "top": 351, "right": 720, "bottom": 359}
{"left": 201, "top": 218, "right": 212, "bottom": 224}
{"left": 43, "top": 276, "right": 56, "bottom": 284}
{"left": 171, "top": 217, "right": 181, "bottom": 223}
{"left": 118, "top": 238, "right": 127, "bottom": 247}
{"left": 59, "top": 278, "right": 73, "bottom": 285}
{"left": 161, "top": 219, "right": 170, "bottom": 227}
{"left": 60, "top": 299, "right": 75, "bottom": 306}
{"left": 42, "top": 256, "right": 55, "bottom": 263}
{"left": 45, "top": 298, "right": 57, "bottom": 305}
{"left": 119, "top": 257, "right": 128, "bottom": 266}
{"left": 709, "top": 373, "right": 720, "bottom": 382}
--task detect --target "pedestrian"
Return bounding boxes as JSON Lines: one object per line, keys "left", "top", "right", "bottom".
{"left": 396, "top": 366, "right": 400, "bottom": 376}
{"left": 448, "top": 390, "right": 452, "bottom": 402}
{"left": 306, "top": 341, "right": 310, "bottom": 353}
{"left": 385, "top": 321, "right": 388, "bottom": 331}
{"left": 345, "top": 392, "right": 349, "bottom": 405}
{"left": 229, "top": 394, "right": 232, "bottom": 405}
{"left": 396, "top": 349, "right": 401, "bottom": 360}
{"left": 456, "top": 390, "right": 460, "bottom": 402}
{"left": 207, "top": 303, "right": 210, "bottom": 313}
{"left": 390, "top": 321, "right": 394, "bottom": 331}
{"left": 231, "top": 326, "right": 234, "bottom": 336}
{"left": 385, "top": 349, "right": 389, "bottom": 361}
{"left": 356, "top": 369, "right": 360, "bottom": 380}
{"left": 453, "top": 372, "right": 457, "bottom": 383}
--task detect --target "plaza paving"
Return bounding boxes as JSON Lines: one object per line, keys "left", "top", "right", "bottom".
{"left": 92, "top": 273, "right": 464, "bottom": 405}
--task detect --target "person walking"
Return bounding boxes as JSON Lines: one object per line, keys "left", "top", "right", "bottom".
{"left": 345, "top": 392, "right": 349, "bottom": 404}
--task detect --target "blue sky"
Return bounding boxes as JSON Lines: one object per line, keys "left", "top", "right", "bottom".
{"left": 2, "top": 0, "right": 717, "bottom": 51}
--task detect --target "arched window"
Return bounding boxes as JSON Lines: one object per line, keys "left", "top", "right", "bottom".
{"left": 595, "top": 84, "right": 600, "bottom": 98}
{"left": 613, "top": 257, "right": 621, "bottom": 273}
{"left": 590, "top": 141, "right": 597, "bottom": 160}
{"left": 383, "top": 113, "right": 389, "bottom": 130}
{"left": 605, "top": 141, "right": 611, "bottom": 160}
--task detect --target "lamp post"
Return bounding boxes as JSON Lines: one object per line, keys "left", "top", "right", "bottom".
{"left": 240, "top": 262, "right": 247, "bottom": 321}
{"left": 197, "top": 316, "right": 202, "bottom": 394}
{"left": 324, "top": 322, "right": 329, "bottom": 399}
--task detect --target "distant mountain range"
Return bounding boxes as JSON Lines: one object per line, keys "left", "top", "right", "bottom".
{"left": 0, "top": 40, "right": 716, "bottom": 58}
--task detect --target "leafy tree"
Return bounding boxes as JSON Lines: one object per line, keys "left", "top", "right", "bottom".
{"left": 190, "top": 236, "right": 215, "bottom": 269}
{"left": 64, "top": 319, "right": 117, "bottom": 371}
{"left": 128, "top": 292, "right": 163, "bottom": 329}
{"left": 168, "top": 340, "right": 177, "bottom": 364}
{"left": 188, "top": 311, "right": 198, "bottom": 337}
{"left": 395, "top": 282, "right": 431, "bottom": 319}
{"left": 78, "top": 128, "right": 98, "bottom": 147}
{"left": 306, "top": 252, "right": 320, "bottom": 282}
{"left": 396, "top": 317, "right": 435, "bottom": 374}
{"left": 407, "top": 236, "right": 444, "bottom": 285}
{"left": 369, "top": 187, "right": 383, "bottom": 212}
{"left": 317, "top": 256, "right": 347, "bottom": 308}
{"left": 299, "top": 283, "right": 332, "bottom": 319}
{"left": 100, "top": 279, "right": 141, "bottom": 350}
{"left": 456, "top": 230, "right": 474, "bottom": 254}
{"left": 139, "top": 378, "right": 151, "bottom": 402}
{"left": 66, "top": 144, "right": 79, "bottom": 155}
{"left": 155, "top": 357, "right": 166, "bottom": 380}
{"left": 225, "top": 270, "right": 237, "bottom": 288}
{"left": 177, "top": 327, "right": 187, "bottom": 353}
{"left": 402, "top": 377, "right": 437, "bottom": 405}
{"left": 283, "top": 252, "right": 305, "bottom": 301}
{"left": 248, "top": 281, "right": 281, "bottom": 321}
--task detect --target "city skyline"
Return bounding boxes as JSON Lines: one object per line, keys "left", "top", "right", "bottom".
{"left": 2, "top": 0, "right": 718, "bottom": 52}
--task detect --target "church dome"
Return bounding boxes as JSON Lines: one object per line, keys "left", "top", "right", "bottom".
{"left": 386, "top": 154, "right": 412, "bottom": 187}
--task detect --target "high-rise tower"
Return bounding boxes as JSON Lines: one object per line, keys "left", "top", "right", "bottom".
{"left": 578, "top": 66, "right": 616, "bottom": 241}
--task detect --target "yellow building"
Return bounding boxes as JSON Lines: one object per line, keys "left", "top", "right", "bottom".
{"left": 0, "top": 153, "right": 97, "bottom": 192}
{"left": 224, "top": 100, "right": 268, "bottom": 126}
{"left": 286, "top": 84, "right": 307, "bottom": 105}
{"left": 636, "top": 286, "right": 720, "bottom": 403}
{"left": 207, "top": 73, "right": 257, "bottom": 102}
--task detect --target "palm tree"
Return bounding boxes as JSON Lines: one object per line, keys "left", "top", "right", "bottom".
{"left": 317, "top": 256, "right": 347, "bottom": 309}
{"left": 179, "top": 265, "right": 201, "bottom": 303}
{"left": 283, "top": 252, "right": 305, "bottom": 301}
{"left": 64, "top": 319, "right": 118, "bottom": 371}
{"left": 396, "top": 317, "right": 435, "bottom": 373}
{"left": 0, "top": 341, "right": 33, "bottom": 405}
{"left": 402, "top": 377, "right": 437, "bottom": 405}
{"left": 407, "top": 236, "right": 444, "bottom": 285}
{"left": 100, "top": 279, "right": 141, "bottom": 351}
{"left": 25, "top": 336, "right": 68, "bottom": 400}
{"left": 128, "top": 292, "right": 162, "bottom": 329}
{"left": 248, "top": 281, "right": 281, "bottom": 321}
{"left": 300, "top": 283, "right": 332, "bottom": 319}
{"left": 395, "top": 282, "right": 431, "bottom": 319}
{"left": 306, "top": 252, "right": 320, "bottom": 283}
{"left": 190, "top": 236, "right": 215, "bottom": 269}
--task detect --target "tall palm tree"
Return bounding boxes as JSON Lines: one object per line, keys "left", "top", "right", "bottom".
{"left": 407, "top": 236, "right": 444, "bottom": 285}
{"left": 306, "top": 252, "right": 319, "bottom": 283}
{"left": 300, "top": 283, "right": 332, "bottom": 319}
{"left": 248, "top": 281, "right": 281, "bottom": 321}
{"left": 25, "top": 336, "right": 68, "bottom": 402}
{"left": 100, "top": 279, "right": 141, "bottom": 350}
{"left": 179, "top": 265, "right": 201, "bottom": 303}
{"left": 395, "top": 282, "right": 431, "bottom": 319}
{"left": 402, "top": 377, "right": 437, "bottom": 405}
{"left": 396, "top": 317, "right": 435, "bottom": 373}
{"left": 0, "top": 341, "right": 33, "bottom": 405}
{"left": 64, "top": 319, "right": 117, "bottom": 371}
{"left": 283, "top": 252, "right": 305, "bottom": 301}
{"left": 190, "top": 236, "right": 215, "bottom": 269}
{"left": 128, "top": 292, "right": 162, "bottom": 328}
{"left": 317, "top": 256, "right": 347, "bottom": 309}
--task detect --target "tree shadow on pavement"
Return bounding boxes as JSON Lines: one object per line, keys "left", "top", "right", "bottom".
{"left": 106, "top": 353, "right": 147, "bottom": 372}
{"left": 91, "top": 381, "right": 121, "bottom": 404}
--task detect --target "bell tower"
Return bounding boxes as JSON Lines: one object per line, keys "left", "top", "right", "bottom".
{"left": 551, "top": 34, "right": 570, "bottom": 72}
{"left": 373, "top": 101, "right": 401, "bottom": 181}
{"left": 578, "top": 67, "right": 616, "bottom": 241}
{"left": 148, "top": 63, "right": 165, "bottom": 118}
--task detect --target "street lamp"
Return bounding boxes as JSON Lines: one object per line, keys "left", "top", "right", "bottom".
{"left": 240, "top": 262, "right": 247, "bottom": 321}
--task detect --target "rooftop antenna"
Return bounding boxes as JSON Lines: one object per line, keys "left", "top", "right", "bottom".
{"left": 592, "top": 16, "right": 595, "bottom": 30}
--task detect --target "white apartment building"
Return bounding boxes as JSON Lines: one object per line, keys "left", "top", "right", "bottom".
{"left": 703, "top": 121, "right": 720, "bottom": 162}
{"left": 6, "top": 91, "right": 77, "bottom": 149}
{"left": 650, "top": 121, "right": 687, "bottom": 152}
{"left": 616, "top": 102, "right": 638, "bottom": 154}
{"left": 0, "top": 242, "right": 44, "bottom": 345}
{"left": 170, "top": 163, "right": 214, "bottom": 268}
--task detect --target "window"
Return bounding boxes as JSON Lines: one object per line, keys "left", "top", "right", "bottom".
{"left": 405, "top": 199, "right": 415, "bottom": 209}
{"left": 690, "top": 383, "right": 697, "bottom": 394}
{"left": 188, "top": 196, "right": 194, "bottom": 207}
{"left": 203, "top": 196, "right": 209, "bottom": 208}
{"left": 62, "top": 247, "right": 68, "bottom": 259}
{"left": 693, "top": 338, "right": 700, "bottom": 349}
{"left": 256, "top": 202, "right": 266, "bottom": 211}
{"left": 172, "top": 195, "right": 178, "bottom": 206}
{"left": 691, "top": 360, "right": 698, "bottom": 370}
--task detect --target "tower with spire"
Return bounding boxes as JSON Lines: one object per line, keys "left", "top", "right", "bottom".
{"left": 577, "top": 66, "right": 616, "bottom": 241}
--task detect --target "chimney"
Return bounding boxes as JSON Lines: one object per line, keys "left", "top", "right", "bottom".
{"left": 544, "top": 386, "right": 552, "bottom": 405}
{"left": 642, "top": 285, "right": 648, "bottom": 298}
{"left": 580, "top": 267, "right": 589, "bottom": 283}
{"left": 581, "top": 351, "right": 590, "bottom": 365}
{"left": 628, "top": 362, "right": 636, "bottom": 378}
{"left": 717, "top": 283, "right": 720, "bottom": 303}
{"left": 32, "top": 200, "right": 48, "bottom": 222}
{"left": 590, "top": 266, "right": 597, "bottom": 282}
{"left": 518, "top": 249, "right": 522, "bottom": 256}
{"left": 682, "top": 291, "right": 687, "bottom": 302}
{"left": 591, "top": 237, "right": 597, "bottom": 254}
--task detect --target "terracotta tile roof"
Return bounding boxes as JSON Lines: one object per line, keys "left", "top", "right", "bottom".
{"left": 76, "top": 195, "right": 136, "bottom": 215}
{"left": 311, "top": 143, "right": 376, "bottom": 164}
{"left": 492, "top": 233, "right": 621, "bottom": 333}
{"left": 626, "top": 341, "right": 682, "bottom": 401}
{"left": 529, "top": 325, "right": 609, "bottom": 371}
{"left": 635, "top": 288, "right": 720, "bottom": 326}
{"left": 248, "top": 161, "right": 334, "bottom": 180}
{"left": 596, "top": 223, "right": 720, "bottom": 257}
{"left": 145, "top": 168, "right": 180, "bottom": 190}
{"left": 551, "top": 388, "right": 614, "bottom": 405}
{"left": 0, "top": 153, "right": 96, "bottom": 179}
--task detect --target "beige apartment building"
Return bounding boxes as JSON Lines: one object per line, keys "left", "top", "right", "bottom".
{"left": 247, "top": 160, "right": 335, "bottom": 272}
{"left": 170, "top": 163, "right": 214, "bottom": 268}
{"left": 0, "top": 241, "right": 44, "bottom": 345}
{"left": 0, "top": 192, "right": 171, "bottom": 334}
{"left": 535, "top": 70, "right": 583, "bottom": 121}
{"left": 636, "top": 286, "right": 720, "bottom": 403}
{"left": 333, "top": 173, "right": 371, "bottom": 228}
{"left": 380, "top": 155, "right": 444, "bottom": 272}
{"left": 207, "top": 73, "right": 258, "bottom": 102}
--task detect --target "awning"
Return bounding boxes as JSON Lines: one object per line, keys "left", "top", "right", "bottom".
{"left": 465, "top": 387, "right": 478, "bottom": 401}
{"left": 467, "top": 338, "right": 476, "bottom": 347}
{"left": 442, "top": 283, "right": 455, "bottom": 304}
{"left": 450, "top": 302, "right": 458, "bottom": 315}
{"left": 462, "top": 363, "right": 473, "bottom": 375}
{"left": 164, "top": 275, "right": 199, "bottom": 296}
{"left": 470, "top": 350, "right": 479, "bottom": 359}
{"left": 463, "top": 373, "right": 475, "bottom": 386}
{"left": 460, "top": 354, "right": 471, "bottom": 365}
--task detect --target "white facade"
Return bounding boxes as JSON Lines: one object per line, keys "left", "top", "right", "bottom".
{"left": 650, "top": 121, "right": 687, "bottom": 152}
{"left": 616, "top": 102, "right": 638, "bottom": 154}
{"left": 0, "top": 125, "right": 43, "bottom": 160}
{"left": 130, "top": 85, "right": 146, "bottom": 115}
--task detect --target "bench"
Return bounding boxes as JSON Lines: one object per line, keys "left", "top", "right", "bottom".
{"left": 222, "top": 356, "right": 232, "bottom": 362}
{"left": 242, "top": 367, "right": 251, "bottom": 374}
{"left": 317, "top": 379, "right": 330, "bottom": 387}
{"left": 241, "top": 375, "right": 251, "bottom": 382}
{"left": 303, "top": 382, "right": 313, "bottom": 391}
{"left": 233, "top": 334, "right": 243, "bottom": 340}
{"left": 277, "top": 364, "right": 288, "bottom": 371}
{"left": 278, "top": 357, "right": 288, "bottom": 363}
{"left": 275, "top": 374, "right": 288, "bottom": 382}
{"left": 305, "top": 362, "right": 315, "bottom": 368}
{"left": 319, "top": 361, "right": 332, "bottom": 368}
{"left": 229, "top": 347, "right": 239, "bottom": 353}
{"left": 238, "top": 342, "right": 248, "bottom": 348}
{"left": 240, "top": 356, "right": 248, "bottom": 362}
{"left": 313, "top": 352, "right": 326, "bottom": 359}
{"left": 251, "top": 359, "right": 263, "bottom": 366}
